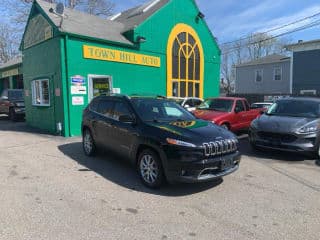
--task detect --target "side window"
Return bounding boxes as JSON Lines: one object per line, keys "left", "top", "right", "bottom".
{"left": 89, "top": 98, "right": 100, "bottom": 112}
{"left": 97, "top": 100, "right": 114, "bottom": 118}
{"left": 31, "top": 79, "right": 50, "bottom": 106}
{"left": 113, "top": 101, "right": 132, "bottom": 121}
{"left": 194, "top": 99, "right": 203, "bottom": 107}
{"left": 185, "top": 99, "right": 194, "bottom": 107}
{"left": 235, "top": 100, "right": 245, "bottom": 112}
{"left": 244, "top": 101, "right": 250, "bottom": 111}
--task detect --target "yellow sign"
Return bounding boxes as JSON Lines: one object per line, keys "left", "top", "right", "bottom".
{"left": 83, "top": 45, "right": 161, "bottom": 68}
{"left": 2, "top": 68, "right": 19, "bottom": 78}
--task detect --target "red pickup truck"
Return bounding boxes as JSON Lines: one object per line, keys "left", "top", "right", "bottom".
{"left": 193, "top": 97, "right": 264, "bottom": 132}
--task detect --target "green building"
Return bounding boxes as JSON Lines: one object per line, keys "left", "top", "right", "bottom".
{"left": 20, "top": 0, "right": 220, "bottom": 137}
{"left": 0, "top": 57, "right": 24, "bottom": 94}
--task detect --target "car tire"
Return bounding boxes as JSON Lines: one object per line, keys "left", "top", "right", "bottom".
{"left": 221, "top": 124, "right": 229, "bottom": 130}
{"left": 137, "top": 149, "right": 164, "bottom": 188}
{"left": 9, "top": 108, "right": 17, "bottom": 121}
{"left": 82, "top": 129, "right": 96, "bottom": 156}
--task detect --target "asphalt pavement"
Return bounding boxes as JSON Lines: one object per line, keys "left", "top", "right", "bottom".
{"left": 0, "top": 115, "right": 319, "bottom": 240}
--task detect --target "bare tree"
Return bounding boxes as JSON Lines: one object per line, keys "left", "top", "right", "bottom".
{"left": 0, "top": 24, "right": 19, "bottom": 64}
{"left": 220, "top": 33, "right": 291, "bottom": 94}
{"left": 79, "top": 0, "right": 115, "bottom": 16}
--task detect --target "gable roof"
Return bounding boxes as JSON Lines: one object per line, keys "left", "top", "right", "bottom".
{"left": 110, "top": 0, "right": 170, "bottom": 32}
{"left": 236, "top": 54, "right": 290, "bottom": 67}
{"left": 0, "top": 56, "right": 22, "bottom": 71}
{"left": 35, "top": 0, "right": 132, "bottom": 45}
{"left": 286, "top": 39, "right": 320, "bottom": 52}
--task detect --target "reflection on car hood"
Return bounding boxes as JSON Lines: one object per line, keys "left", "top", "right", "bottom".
{"left": 147, "top": 119, "right": 236, "bottom": 143}
{"left": 193, "top": 109, "right": 228, "bottom": 121}
{"left": 256, "top": 114, "right": 315, "bottom": 132}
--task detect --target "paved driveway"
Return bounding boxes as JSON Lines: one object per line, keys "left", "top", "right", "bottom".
{"left": 0, "top": 116, "right": 319, "bottom": 240}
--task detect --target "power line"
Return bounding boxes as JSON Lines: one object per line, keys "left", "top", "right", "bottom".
{"left": 221, "top": 19, "right": 320, "bottom": 55}
{"left": 220, "top": 11, "right": 320, "bottom": 46}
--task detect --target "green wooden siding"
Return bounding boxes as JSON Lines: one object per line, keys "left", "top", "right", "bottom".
{"left": 23, "top": 37, "right": 65, "bottom": 134}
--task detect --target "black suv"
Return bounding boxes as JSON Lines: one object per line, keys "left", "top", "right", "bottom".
{"left": 82, "top": 95, "right": 241, "bottom": 188}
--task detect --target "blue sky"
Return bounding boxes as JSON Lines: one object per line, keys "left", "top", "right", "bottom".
{"left": 115, "top": 0, "right": 320, "bottom": 44}
{"left": 1, "top": 0, "right": 319, "bottom": 44}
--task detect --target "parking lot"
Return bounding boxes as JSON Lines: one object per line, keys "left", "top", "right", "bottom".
{"left": 0, "top": 115, "right": 319, "bottom": 240}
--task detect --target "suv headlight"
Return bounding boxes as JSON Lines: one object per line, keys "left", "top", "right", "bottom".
{"left": 297, "top": 121, "right": 320, "bottom": 134}
{"left": 166, "top": 138, "right": 196, "bottom": 147}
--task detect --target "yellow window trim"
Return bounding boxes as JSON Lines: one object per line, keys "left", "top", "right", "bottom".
{"left": 167, "top": 23, "right": 204, "bottom": 98}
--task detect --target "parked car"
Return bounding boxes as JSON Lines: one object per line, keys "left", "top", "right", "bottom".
{"left": 249, "top": 97, "right": 320, "bottom": 158}
{"left": 0, "top": 89, "right": 25, "bottom": 121}
{"left": 82, "top": 94, "right": 241, "bottom": 188}
{"left": 193, "top": 97, "right": 264, "bottom": 132}
{"left": 168, "top": 97, "right": 203, "bottom": 112}
{"left": 251, "top": 102, "right": 273, "bottom": 110}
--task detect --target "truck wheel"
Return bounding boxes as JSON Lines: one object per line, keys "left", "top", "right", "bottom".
{"left": 137, "top": 149, "right": 164, "bottom": 188}
{"left": 9, "top": 108, "right": 17, "bottom": 121}
{"left": 82, "top": 129, "right": 96, "bottom": 156}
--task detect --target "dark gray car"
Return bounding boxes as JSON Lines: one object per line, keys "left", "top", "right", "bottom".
{"left": 249, "top": 97, "right": 320, "bottom": 158}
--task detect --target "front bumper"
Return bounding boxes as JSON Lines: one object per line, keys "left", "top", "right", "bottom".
{"left": 162, "top": 146, "right": 241, "bottom": 183}
{"left": 249, "top": 127, "right": 320, "bottom": 155}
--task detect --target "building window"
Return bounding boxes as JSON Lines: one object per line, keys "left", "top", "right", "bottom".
{"left": 255, "top": 69, "right": 263, "bottom": 83}
{"left": 32, "top": 79, "right": 50, "bottom": 106}
{"left": 167, "top": 24, "right": 204, "bottom": 98}
{"left": 274, "top": 67, "right": 282, "bottom": 81}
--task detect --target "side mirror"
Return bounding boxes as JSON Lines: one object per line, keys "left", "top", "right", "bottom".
{"left": 119, "top": 114, "right": 135, "bottom": 124}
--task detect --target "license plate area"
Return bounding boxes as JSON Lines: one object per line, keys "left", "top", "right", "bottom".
{"left": 220, "top": 157, "right": 234, "bottom": 170}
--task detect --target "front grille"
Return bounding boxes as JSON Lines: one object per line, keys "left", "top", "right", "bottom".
{"left": 203, "top": 139, "right": 237, "bottom": 157}
{"left": 257, "top": 132, "right": 297, "bottom": 143}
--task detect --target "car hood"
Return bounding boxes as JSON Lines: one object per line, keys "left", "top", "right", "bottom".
{"left": 193, "top": 109, "right": 229, "bottom": 121}
{"left": 255, "top": 114, "right": 315, "bottom": 132}
{"left": 147, "top": 119, "right": 236, "bottom": 144}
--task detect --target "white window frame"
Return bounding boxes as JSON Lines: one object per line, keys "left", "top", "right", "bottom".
{"left": 31, "top": 79, "right": 50, "bottom": 106}
{"left": 274, "top": 67, "right": 282, "bottom": 81}
{"left": 87, "top": 74, "right": 113, "bottom": 102}
{"left": 255, "top": 69, "right": 263, "bottom": 83}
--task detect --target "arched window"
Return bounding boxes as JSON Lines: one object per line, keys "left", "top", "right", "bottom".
{"left": 167, "top": 24, "right": 204, "bottom": 98}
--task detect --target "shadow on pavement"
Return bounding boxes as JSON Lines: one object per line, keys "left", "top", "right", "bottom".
{"left": 58, "top": 142, "right": 223, "bottom": 197}
{"left": 0, "top": 114, "right": 53, "bottom": 136}
{"left": 238, "top": 135, "right": 317, "bottom": 165}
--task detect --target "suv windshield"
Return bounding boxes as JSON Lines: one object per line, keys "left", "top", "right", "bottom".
{"left": 8, "top": 90, "right": 23, "bottom": 100}
{"left": 198, "top": 99, "right": 233, "bottom": 112}
{"left": 131, "top": 98, "right": 195, "bottom": 122}
{"left": 267, "top": 99, "right": 320, "bottom": 118}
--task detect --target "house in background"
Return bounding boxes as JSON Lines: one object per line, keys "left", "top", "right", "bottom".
{"left": 286, "top": 39, "right": 320, "bottom": 95}
{"left": 234, "top": 54, "right": 291, "bottom": 95}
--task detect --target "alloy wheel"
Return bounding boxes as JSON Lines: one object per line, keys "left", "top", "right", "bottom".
{"left": 139, "top": 154, "right": 159, "bottom": 184}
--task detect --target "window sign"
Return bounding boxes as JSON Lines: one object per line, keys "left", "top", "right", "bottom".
{"left": 72, "top": 96, "right": 84, "bottom": 105}
{"left": 31, "top": 79, "right": 50, "bottom": 106}
{"left": 71, "top": 75, "right": 87, "bottom": 95}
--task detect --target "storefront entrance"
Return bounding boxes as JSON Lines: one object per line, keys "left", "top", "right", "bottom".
{"left": 88, "top": 75, "right": 112, "bottom": 101}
